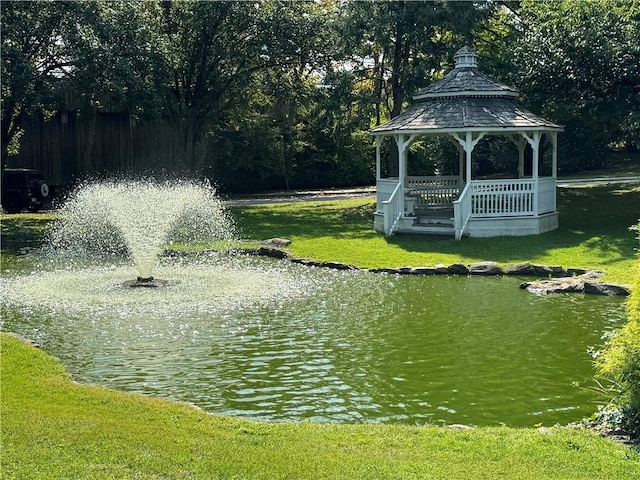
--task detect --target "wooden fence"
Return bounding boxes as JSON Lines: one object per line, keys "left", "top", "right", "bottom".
{"left": 6, "top": 112, "right": 186, "bottom": 187}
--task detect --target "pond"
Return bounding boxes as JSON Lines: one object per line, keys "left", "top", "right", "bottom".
{"left": 1, "top": 252, "right": 626, "bottom": 427}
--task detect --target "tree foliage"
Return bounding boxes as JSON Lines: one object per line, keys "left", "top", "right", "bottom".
{"left": 1, "top": 1, "right": 71, "bottom": 163}
{"left": 1, "top": 1, "right": 166, "bottom": 165}
{"left": 495, "top": 0, "right": 640, "bottom": 170}
{"left": 2, "top": 0, "right": 638, "bottom": 189}
{"left": 339, "top": 1, "right": 496, "bottom": 123}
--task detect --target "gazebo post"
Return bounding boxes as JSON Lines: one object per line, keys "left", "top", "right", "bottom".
{"left": 451, "top": 131, "right": 485, "bottom": 183}
{"left": 521, "top": 131, "right": 541, "bottom": 215}
{"left": 395, "top": 134, "right": 416, "bottom": 187}
{"left": 457, "top": 143, "right": 465, "bottom": 186}
{"left": 396, "top": 134, "right": 406, "bottom": 186}
{"left": 375, "top": 136, "right": 383, "bottom": 182}
{"left": 465, "top": 132, "right": 473, "bottom": 182}
{"left": 532, "top": 132, "right": 540, "bottom": 181}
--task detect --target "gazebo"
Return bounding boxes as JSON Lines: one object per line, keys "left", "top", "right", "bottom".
{"left": 370, "top": 46, "right": 563, "bottom": 239}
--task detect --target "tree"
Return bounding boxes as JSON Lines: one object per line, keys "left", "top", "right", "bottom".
{"left": 503, "top": 0, "right": 640, "bottom": 170}
{"left": 1, "top": 1, "right": 167, "bottom": 167}
{"left": 157, "top": 0, "right": 323, "bottom": 173}
{"left": 1, "top": 1, "right": 71, "bottom": 164}
{"left": 338, "top": 1, "right": 497, "bottom": 125}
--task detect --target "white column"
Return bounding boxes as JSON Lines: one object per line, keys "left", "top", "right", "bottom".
{"left": 551, "top": 132, "right": 558, "bottom": 179}
{"left": 521, "top": 131, "right": 541, "bottom": 215}
{"left": 375, "top": 136, "right": 382, "bottom": 181}
{"left": 465, "top": 132, "right": 473, "bottom": 182}
{"left": 532, "top": 132, "right": 540, "bottom": 180}
{"left": 396, "top": 134, "right": 406, "bottom": 184}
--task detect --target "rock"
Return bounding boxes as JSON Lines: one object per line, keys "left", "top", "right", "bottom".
{"left": 505, "top": 262, "right": 535, "bottom": 275}
{"left": 520, "top": 278, "right": 629, "bottom": 296}
{"left": 581, "top": 270, "right": 605, "bottom": 280}
{"left": 434, "top": 264, "right": 450, "bottom": 274}
{"left": 583, "top": 282, "right": 630, "bottom": 296}
{"left": 3, "top": 332, "right": 40, "bottom": 348}
{"left": 469, "top": 261, "right": 503, "bottom": 275}
{"left": 566, "top": 268, "right": 589, "bottom": 277}
{"left": 530, "top": 265, "right": 553, "bottom": 277}
{"left": 321, "top": 261, "right": 356, "bottom": 271}
{"left": 549, "top": 266, "right": 568, "bottom": 277}
{"left": 411, "top": 267, "right": 438, "bottom": 275}
{"left": 293, "top": 259, "right": 320, "bottom": 267}
{"left": 262, "top": 237, "right": 292, "bottom": 247}
{"left": 530, "top": 264, "right": 567, "bottom": 277}
{"left": 256, "top": 247, "right": 288, "bottom": 259}
{"left": 520, "top": 278, "right": 584, "bottom": 294}
{"left": 447, "top": 263, "right": 469, "bottom": 275}
{"left": 537, "top": 426, "right": 554, "bottom": 435}
{"left": 376, "top": 267, "right": 401, "bottom": 274}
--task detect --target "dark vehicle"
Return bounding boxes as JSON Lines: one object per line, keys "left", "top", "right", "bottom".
{"left": 1, "top": 168, "right": 52, "bottom": 213}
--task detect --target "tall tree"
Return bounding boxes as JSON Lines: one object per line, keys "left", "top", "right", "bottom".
{"left": 504, "top": 0, "right": 640, "bottom": 169}
{"left": 1, "top": 1, "right": 71, "bottom": 164}
{"left": 338, "top": 1, "right": 497, "bottom": 124}
{"left": 158, "top": 0, "right": 329, "bottom": 172}
{"left": 1, "top": 1, "right": 166, "bottom": 167}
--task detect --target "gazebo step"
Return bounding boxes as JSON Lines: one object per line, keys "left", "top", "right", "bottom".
{"left": 415, "top": 207, "right": 454, "bottom": 218}
{"left": 403, "top": 223, "right": 455, "bottom": 236}
{"left": 414, "top": 216, "right": 454, "bottom": 227}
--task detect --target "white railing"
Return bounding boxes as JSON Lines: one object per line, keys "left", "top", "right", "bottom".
{"left": 538, "top": 177, "right": 556, "bottom": 214}
{"left": 376, "top": 178, "right": 399, "bottom": 213}
{"left": 406, "top": 176, "right": 461, "bottom": 208}
{"left": 382, "top": 181, "right": 404, "bottom": 235}
{"left": 470, "top": 179, "right": 536, "bottom": 217}
{"left": 453, "top": 182, "right": 472, "bottom": 240}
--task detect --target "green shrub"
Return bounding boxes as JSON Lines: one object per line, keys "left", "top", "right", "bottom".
{"left": 596, "top": 221, "right": 640, "bottom": 438}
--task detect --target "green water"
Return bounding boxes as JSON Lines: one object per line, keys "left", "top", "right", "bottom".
{"left": 1, "top": 253, "right": 626, "bottom": 427}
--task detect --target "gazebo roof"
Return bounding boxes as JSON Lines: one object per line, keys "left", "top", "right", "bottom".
{"left": 371, "top": 46, "right": 562, "bottom": 135}
{"left": 370, "top": 97, "right": 562, "bottom": 134}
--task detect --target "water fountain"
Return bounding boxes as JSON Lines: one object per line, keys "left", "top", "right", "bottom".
{"left": 0, "top": 178, "right": 628, "bottom": 427}
{"left": 45, "top": 178, "right": 236, "bottom": 287}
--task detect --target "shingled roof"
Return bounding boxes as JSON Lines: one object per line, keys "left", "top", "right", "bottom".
{"left": 371, "top": 46, "right": 562, "bottom": 135}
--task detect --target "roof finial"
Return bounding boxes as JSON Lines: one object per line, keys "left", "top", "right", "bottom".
{"left": 454, "top": 46, "right": 478, "bottom": 69}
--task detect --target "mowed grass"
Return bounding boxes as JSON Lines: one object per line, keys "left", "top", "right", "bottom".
{"left": 232, "top": 184, "right": 640, "bottom": 283}
{"left": 1, "top": 183, "right": 640, "bottom": 478}
{"left": 2, "top": 334, "right": 639, "bottom": 480}
{"left": 2, "top": 184, "right": 637, "bottom": 282}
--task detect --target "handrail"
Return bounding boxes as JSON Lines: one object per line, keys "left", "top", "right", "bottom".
{"left": 452, "top": 182, "right": 472, "bottom": 240}
{"left": 382, "top": 181, "right": 404, "bottom": 235}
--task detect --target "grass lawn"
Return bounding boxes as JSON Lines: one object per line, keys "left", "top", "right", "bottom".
{"left": 2, "top": 334, "right": 639, "bottom": 480}
{"left": 232, "top": 183, "right": 640, "bottom": 283}
{"left": 2, "top": 184, "right": 638, "bottom": 283}
{"left": 2, "top": 182, "right": 640, "bottom": 479}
